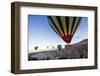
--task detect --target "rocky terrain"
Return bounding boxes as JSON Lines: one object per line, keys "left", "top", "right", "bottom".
{"left": 28, "top": 39, "right": 88, "bottom": 60}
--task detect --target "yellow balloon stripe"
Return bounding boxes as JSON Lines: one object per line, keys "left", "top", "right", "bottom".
{"left": 49, "top": 19, "right": 62, "bottom": 37}
{"left": 60, "top": 16, "right": 67, "bottom": 35}
{"left": 52, "top": 16, "right": 64, "bottom": 36}
{"left": 72, "top": 17, "right": 80, "bottom": 35}
{"left": 68, "top": 17, "right": 73, "bottom": 35}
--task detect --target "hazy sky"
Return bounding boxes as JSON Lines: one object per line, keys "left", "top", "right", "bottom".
{"left": 28, "top": 15, "right": 88, "bottom": 50}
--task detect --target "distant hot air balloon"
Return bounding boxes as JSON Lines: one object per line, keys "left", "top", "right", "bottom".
{"left": 47, "top": 16, "right": 81, "bottom": 43}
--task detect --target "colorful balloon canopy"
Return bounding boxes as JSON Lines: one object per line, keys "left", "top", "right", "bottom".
{"left": 47, "top": 16, "right": 81, "bottom": 43}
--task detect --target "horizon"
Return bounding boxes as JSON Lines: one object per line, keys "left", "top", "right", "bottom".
{"left": 29, "top": 38, "right": 88, "bottom": 53}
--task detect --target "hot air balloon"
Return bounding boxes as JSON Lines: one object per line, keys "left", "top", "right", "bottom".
{"left": 47, "top": 16, "right": 81, "bottom": 43}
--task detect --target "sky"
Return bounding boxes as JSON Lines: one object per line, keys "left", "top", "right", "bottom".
{"left": 28, "top": 15, "right": 88, "bottom": 50}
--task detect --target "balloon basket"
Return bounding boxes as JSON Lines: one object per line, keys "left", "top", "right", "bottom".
{"left": 65, "top": 44, "right": 72, "bottom": 49}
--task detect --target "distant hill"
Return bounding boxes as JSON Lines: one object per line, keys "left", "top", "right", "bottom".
{"left": 28, "top": 39, "right": 88, "bottom": 60}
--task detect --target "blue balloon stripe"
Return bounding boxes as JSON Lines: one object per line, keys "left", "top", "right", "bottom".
{"left": 65, "top": 17, "right": 69, "bottom": 35}
{"left": 56, "top": 16, "right": 65, "bottom": 35}
{"left": 47, "top": 16, "right": 81, "bottom": 39}
{"left": 71, "top": 17, "right": 77, "bottom": 35}
{"left": 72, "top": 17, "right": 81, "bottom": 35}
{"left": 47, "top": 16, "right": 63, "bottom": 37}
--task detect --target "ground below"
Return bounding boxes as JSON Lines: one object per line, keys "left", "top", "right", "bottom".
{"left": 28, "top": 39, "right": 88, "bottom": 60}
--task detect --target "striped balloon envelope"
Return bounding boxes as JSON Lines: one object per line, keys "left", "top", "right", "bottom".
{"left": 47, "top": 16, "right": 81, "bottom": 43}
